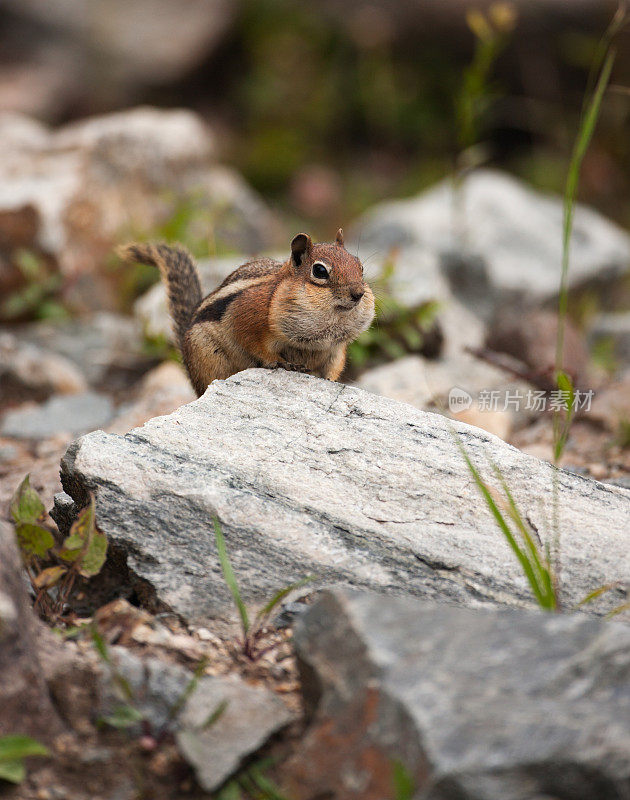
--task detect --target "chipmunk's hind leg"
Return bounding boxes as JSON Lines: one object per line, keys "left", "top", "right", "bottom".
{"left": 184, "top": 324, "right": 237, "bottom": 396}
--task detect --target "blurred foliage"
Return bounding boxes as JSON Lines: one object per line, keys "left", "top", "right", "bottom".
{"left": 110, "top": 192, "right": 237, "bottom": 310}
{"left": 0, "top": 736, "right": 49, "bottom": 785}
{"left": 229, "top": 0, "right": 462, "bottom": 204}
{"left": 208, "top": 0, "right": 630, "bottom": 233}
{"left": 347, "top": 251, "right": 441, "bottom": 374}
{"left": 457, "top": 3, "right": 517, "bottom": 155}
{"left": 0, "top": 249, "right": 68, "bottom": 322}
{"left": 590, "top": 334, "right": 618, "bottom": 374}
{"left": 140, "top": 330, "right": 180, "bottom": 364}
{"left": 617, "top": 418, "right": 630, "bottom": 449}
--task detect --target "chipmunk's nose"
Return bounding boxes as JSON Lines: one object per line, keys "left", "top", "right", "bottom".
{"left": 349, "top": 287, "right": 365, "bottom": 303}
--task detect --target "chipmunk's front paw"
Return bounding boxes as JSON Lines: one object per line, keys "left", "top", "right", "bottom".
{"left": 267, "top": 358, "right": 311, "bottom": 374}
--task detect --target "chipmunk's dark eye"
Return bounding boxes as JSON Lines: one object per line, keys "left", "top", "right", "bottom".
{"left": 312, "top": 262, "right": 329, "bottom": 280}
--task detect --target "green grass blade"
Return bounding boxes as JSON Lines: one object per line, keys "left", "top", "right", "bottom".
{"left": 556, "top": 47, "right": 615, "bottom": 374}
{"left": 577, "top": 582, "right": 620, "bottom": 607}
{"left": 490, "top": 463, "right": 557, "bottom": 609}
{"left": 0, "top": 736, "right": 49, "bottom": 762}
{"left": 203, "top": 699, "right": 229, "bottom": 730}
{"left": 455, "top": 441, "right": 547, "bottom": 608}
{"left": 606, "top": 601, "right": 630, "bottom": 619}
{"left": 213, "top": 518, "right": 249, "bottom": 636}
{"left": 253, "top": 575, "right": 316, "bottom": 628}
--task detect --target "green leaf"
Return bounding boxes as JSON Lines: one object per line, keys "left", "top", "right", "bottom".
{"left": 15, "top": 523, "right": 54, "bottom": 558}
{"left": 79, "top": 529, "right": 108, "bottom": 577}
{"left": 0, "top": 760, "right": 25, "bottom": 784}
{"left": 33, "top": 565, "right": 67, "bottom": 589}
{"left": 253, "top": 576, "right": 315, "bottom": 628}
{"left": 100, "top": 705, "right": 144, "bottom": 729}
{"left": 0, "top": 736, "right": 49, "bottom": 762}
{"left": 214, "top": 519, "right": 249, "bottom": 637}
{"left": 10, "top": 475, "right": 45, "bottom": 525}
{"left": 215, "top": 781, "right": 242, "bottom": 800}
{"left": 392, "top": 758, "right": 415, "bottom": 800}
{"left": 59, "top": 496, "right": 107, "bottom": 576}
{"left": 61, "top": 533, "right": 84, "bottom": 550}
{"left": 245, "top": 764, "right": 290, "bottom": 800}
{"left": 90, "top": 626, "right": 111, "bottom": 664}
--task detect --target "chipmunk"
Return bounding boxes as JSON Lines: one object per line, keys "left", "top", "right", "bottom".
{"left": 118, "top": 229, "right": 374, "bottom": 396}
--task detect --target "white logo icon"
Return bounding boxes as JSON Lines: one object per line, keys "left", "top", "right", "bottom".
{"left": 449, "top": 387, "right": 473, "bottom": 412}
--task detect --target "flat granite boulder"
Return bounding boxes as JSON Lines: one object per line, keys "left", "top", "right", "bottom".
{"left": 59, "top": 369, "right": 629, "bottom": 624}
{"left": 284, "top": 589, "right": 630, "bottom": 800}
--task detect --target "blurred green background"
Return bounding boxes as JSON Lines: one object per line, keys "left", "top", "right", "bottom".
{"left": 1, "top": 0, "right": 630, "bottom": 237}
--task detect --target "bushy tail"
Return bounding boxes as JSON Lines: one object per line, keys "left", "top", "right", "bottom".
{"left": 117, "top": 242, "right": 202, "bottom": 348}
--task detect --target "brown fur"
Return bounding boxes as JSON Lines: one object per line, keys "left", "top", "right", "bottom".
{"left": 118, "top": 230, "right": 375, "bottom": 396}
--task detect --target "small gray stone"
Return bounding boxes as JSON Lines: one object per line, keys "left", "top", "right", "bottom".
{"left": 286, "top": 589, "right": 630, "bottom": 800}
{"left": 176, "top": 674, "right": 293, "bottom": 791}
{"left": 59, "top": 369, "right": 629, "bottom": 624}
{"left": 98, "top": 647, "right": 191, "bottom": 734}
{"left": 1, "top": 391, "right": 113, "bottom": 439}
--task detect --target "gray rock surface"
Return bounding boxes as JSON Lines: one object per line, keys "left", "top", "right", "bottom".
{"left": 353, "top": 170, "right": 630, "bottom": 310}
{"left": 1, "top": 391, "right": 113, "bottom": 439}
{"left": 285, "top": 589, "right": 630, "bottom": 800}
{"left": 176, "top": 675, "right": 294, "bottom": 791}
{"left": 59, "top": 369, "right": 629, "bottom": 623}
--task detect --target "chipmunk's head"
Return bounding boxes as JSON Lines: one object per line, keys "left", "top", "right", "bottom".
{"left": 280, "top": 228, "right": 375, "bottom": 346}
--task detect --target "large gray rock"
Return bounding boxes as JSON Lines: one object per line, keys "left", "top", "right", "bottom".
{"left": 354, "top": 170, "right": 630, "bottom": 312}
{"left": 59, "top": 370, "right": 629, "bottom": 624}
{"left": 0, "top": 109, "right": 277, "bottom": 310}
{"left": 285, "top": 589, "right": 630, "bottom": 800}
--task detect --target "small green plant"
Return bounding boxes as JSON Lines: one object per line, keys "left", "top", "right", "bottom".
{"left": 553, "top": 5, "right": 625, "bottom": 462}
{"left": 347, "top": 250, "right": 441, "bottom": 373}
{"left": 10, "top": 475, "right": 107, "bottom": 622}
{"left": 0, "top": 735, "right": 49, "bottom": 784}
{"left": 456, "top": 441, "right": 558, "bottom": 610}
{"left": 214, "top": 519, "right": 314, "bottom": 659}
{"left": 0, "top": 248, "right": 67, "bottom": 322}
{"left": 216, "top": 758, "right": 291, "bottom": 800}
{"left": 92, "top": 626, "right": 226, "bottom": 741}
{"left": 456, "top": 3, "right": 517, "bottom": 165}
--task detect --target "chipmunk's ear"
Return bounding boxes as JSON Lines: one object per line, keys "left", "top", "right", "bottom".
{"left": 335, "top": 228, "right": 344, "bottom": 247}
{"left": 291, "top": 233, "right": 313, "bottom": 267}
